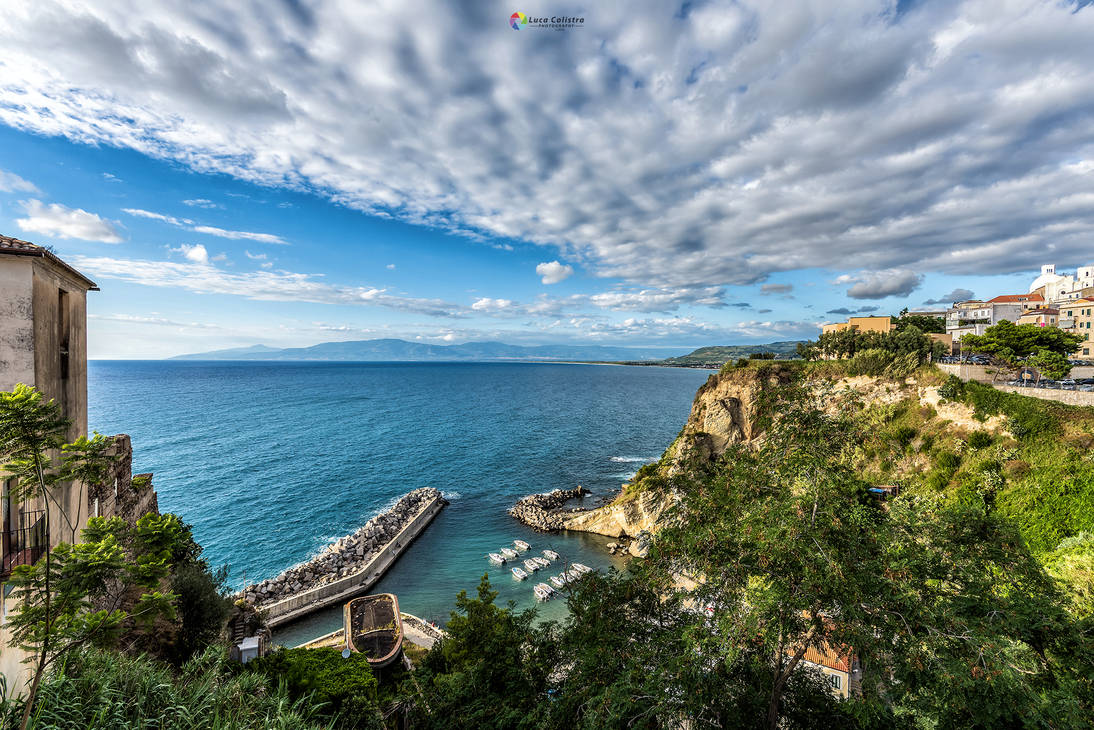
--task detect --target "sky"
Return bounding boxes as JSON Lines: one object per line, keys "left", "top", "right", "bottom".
{"left": 0, "top": 0, "right": 1090, "bottom": 359}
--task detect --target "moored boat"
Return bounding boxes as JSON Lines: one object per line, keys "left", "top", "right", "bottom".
{"left": 573, "top": 563, "right": 592, "bottom": 574}
{"left": 524, "top": 558, "right": 540, "bottom": 572}
{"left": 533, "top": 583, "right": 555, "bottom": 601}
{"left": 542, "top": 549, "right": 560, "bottom": 560}
{"left": 549, "top": 575, "right": 566, "bottom": 589}
{"left": 344, "top": 593, "right": 404, "bottom": 668}
{"left": 488, "top": 552, "right": 505, "bottom": 563}
{"left": 532, "top": 557, "right": 550, "bottom": 568}
{"left": 512, "top": 567, "right": 529, "bottom": 580}
{"left": 514, "top": 539, "right": 531, "bottom": 551}
{"left": 501, "top": 547, "right": 519, "bottom": 559}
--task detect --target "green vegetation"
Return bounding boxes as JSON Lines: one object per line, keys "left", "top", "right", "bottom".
{"left": 0, "top": 648, "right": 331, "bottom": 729}
{"left": 662, "top": 341, "right": 803, "bottom": 366}
{"left": 960, "top": 320, "right": 1083, "bottom": 374}
{"left": 802, "top": 324, "right": 947, "bottom": 364}
{"left": 245, "top": 648, "right": 382, "bottom": 728}
{"left": 894, "top": 311, "right": 946, "bottom": 333}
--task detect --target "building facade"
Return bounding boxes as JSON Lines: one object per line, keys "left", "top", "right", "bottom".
{"left": 821, "top": 316, "right": 896, "bottom": 335}
{"left": 1016, "top": 308, "right": 1059, "bottom": 328}
{"left": 1058, "top": 299, "right": 1094, "bottom": 358}
{"left": 945, "top": 301, "right": 1023, "bottom": 342}
{"left": 0, "top": 234, "right": 157, "bottom": 695}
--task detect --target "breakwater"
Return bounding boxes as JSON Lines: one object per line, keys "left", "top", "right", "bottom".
{"left": 507, "top": 485, "right": 588, "bottom": 531}
{"left": 242, "top": 487, "right": 446, "bottom": 628}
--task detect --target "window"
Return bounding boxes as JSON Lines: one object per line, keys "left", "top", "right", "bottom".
{"left": 57, "top": 289, "right": 70, "bottom": 381}
{"left": 828, "top": 673, "right": 842, "bottom": 690}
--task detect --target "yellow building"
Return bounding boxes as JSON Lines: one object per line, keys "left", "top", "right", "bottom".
{"left": 1016, "top": 308, "right": 1059, "bottom": 328}
{"left": 1059, "top": 298, "right": 1094, "bottom": 357}
{"left": 820, "top": 316, "right": 896, "bottom": 335}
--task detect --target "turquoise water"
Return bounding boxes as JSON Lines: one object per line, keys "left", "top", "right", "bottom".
{"left": 87, "top": 361, "right": 711, "bottom": 645}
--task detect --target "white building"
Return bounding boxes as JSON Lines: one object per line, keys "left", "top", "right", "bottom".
{"left": 945, "top": 300, "right": 1023, "bottom": 342}
{"left": 1030, "top": 264, "right": 1094, "bottom": 304}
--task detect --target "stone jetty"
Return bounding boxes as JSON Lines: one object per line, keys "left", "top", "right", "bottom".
{"left": 507, "top": 485, "right": 588, "bottom": 531}
{"left": 243, "top": 487, "right": 443, "bottom": 609}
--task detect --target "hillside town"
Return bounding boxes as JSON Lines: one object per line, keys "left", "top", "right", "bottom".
{"left": 823, "top": 262, "right": 1094, "bottom": 360}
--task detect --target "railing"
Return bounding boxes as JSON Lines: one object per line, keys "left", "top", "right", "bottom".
{"left": 2, "top": 510, "right": 47, "bottom": 578}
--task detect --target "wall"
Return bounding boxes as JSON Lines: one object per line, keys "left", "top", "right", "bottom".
{"left": 937, "top": 364, "right": 1094, "bottom": 406}
{"left": 263, "top": 497, "right": 445, "bottom": 628}
{"left": 0, "top": 257, "right": 34, "bottom": 390}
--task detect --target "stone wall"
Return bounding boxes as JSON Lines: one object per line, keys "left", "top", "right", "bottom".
{"left": 507, "top": 486, "right": 588, "bottom": 531}
{"left": 243, "top": 488, "right": 444, "bottom": 621}
{"left": 937, "top": 364, "right": 1094, "bottom": 406}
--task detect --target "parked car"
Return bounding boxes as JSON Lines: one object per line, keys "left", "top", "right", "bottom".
{"left": 1060, "top": 379, "right": 1078, "bottom": 390}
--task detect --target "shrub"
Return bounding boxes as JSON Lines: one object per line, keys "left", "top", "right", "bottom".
{"left": 938, "top": 376, "right": 963, "bottom": 400}
{"left": 245, "top": 647, "right": 381, "bottom": 728}
{"left": 736, "top": 358, "right": 750, "bottom": 368}
{"left": 847, "top": 348, "right": 895, "bottom": 377}
{"left": 934, "top": 451, "right": 961, "bottom": 470}
{"left": 967, "top": 431, "right": 993, "bottom": 450}
{"left": 890, "top": 426, "right": 917, "bottom": 448}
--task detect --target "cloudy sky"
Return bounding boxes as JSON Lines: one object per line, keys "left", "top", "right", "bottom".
{"left": 0, "top": 0, "right": 1089, "bottom": 358}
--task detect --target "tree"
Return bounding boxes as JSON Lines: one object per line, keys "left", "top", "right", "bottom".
{"left": 1028, "top": 348, "right": 1072, "bottom": 380}
{"left": 651, "top": 379, "right": 1093, "bottom": 728}
{"left": 894, "top": 314, "right": 945, "bottom": 334}
{"left": 0, "top": 384, "right": 125, "bottom": 729}
{"left": 409, "top": 575, "right": 555, "bottom": 729}
{"left": 960, "top": 320, "right": 1083, "bottom": 366}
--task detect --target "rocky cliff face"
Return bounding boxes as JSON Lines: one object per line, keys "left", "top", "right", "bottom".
{"left": 550, "top": 366, "right": 793, "bottom": 547}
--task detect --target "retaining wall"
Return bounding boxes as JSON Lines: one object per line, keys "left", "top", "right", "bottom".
{"left": 262, "top": 496, "right": 446, "bottom": 628}
{"left": 937, "top": 364, "right": 1094, "bottom": 407}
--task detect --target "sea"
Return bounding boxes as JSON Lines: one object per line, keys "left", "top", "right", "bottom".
{"left": 87, "top": 361, "right": 712, "bottom": 646}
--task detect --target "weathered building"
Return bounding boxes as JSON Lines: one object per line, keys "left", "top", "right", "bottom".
{"left": 0, "top": 234, "right": 157, "bottom": 695}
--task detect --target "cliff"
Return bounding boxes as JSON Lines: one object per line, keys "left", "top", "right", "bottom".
{"left": 555, "top": 362, "right": 1020, "bottom": 552}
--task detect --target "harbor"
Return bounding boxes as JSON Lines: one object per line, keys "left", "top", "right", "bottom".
{"left": 242, "top": 488, "right": 448, "bottom": 629}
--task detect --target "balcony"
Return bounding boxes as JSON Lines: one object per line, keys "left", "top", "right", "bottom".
{"left": 2, "top": 510, "right": 47, "bottom": 579}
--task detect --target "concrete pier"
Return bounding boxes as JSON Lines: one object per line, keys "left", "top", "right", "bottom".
{"left": 258, "top": 494, "right": 446, "bottom": 629}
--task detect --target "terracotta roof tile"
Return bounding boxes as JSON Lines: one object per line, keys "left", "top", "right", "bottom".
{"left": 988, "top": 293, "right": 1045, "bottom": 304}
{"left": 0, "top": 233, "right": 98, "bottom": 289}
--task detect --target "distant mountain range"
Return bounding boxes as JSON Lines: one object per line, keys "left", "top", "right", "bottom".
{"left": 170, "top": 339, "right": 684, "bottom": 362}
{"left": 170, "top": 338, "right": 808, "bottom": 364}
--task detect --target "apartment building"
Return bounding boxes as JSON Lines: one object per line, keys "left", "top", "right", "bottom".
{"left": 945, "top": 300, "right": 1023, "bottom": 342}
{"left": 1059, "top": 299, "right": 1094, "bottom": 357}
{"left": 1016, "top": 308, "right": 1059, "bottom": 327}
{"left": 821, "top": 316, "right": 896, "bottom": 335}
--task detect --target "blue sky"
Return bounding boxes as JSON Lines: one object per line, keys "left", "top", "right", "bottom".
{"left": 0, "top": 1, "right": 1089, "bottom": 358}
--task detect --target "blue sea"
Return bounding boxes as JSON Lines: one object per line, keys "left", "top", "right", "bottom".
{"left": 87, "top": 361, "right": 711, "bottom": 646}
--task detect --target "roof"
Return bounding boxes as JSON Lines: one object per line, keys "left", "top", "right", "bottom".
{"left": 1022, "top": 308, "right": 1059, "bottom": 315}
{"left": 988, "top": 292, "right": 1044, "bottom": 304}
{"left": 0, "top": 234, "right": 98, "bottom": 290}
{"left": 801, "top": 642, "right": 853, "bottom": 673}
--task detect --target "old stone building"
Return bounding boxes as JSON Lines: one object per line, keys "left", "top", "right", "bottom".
{"left": 0, "top": 234, "right": 158, "bottom": 694}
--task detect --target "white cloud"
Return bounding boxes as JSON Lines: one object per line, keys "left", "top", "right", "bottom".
{"left": 171, "top": 243, "right": 209, "bottom": 264}
{"left": 1, "top": 1, "right": 1093, "bottom": 286}
{"left": 836, "top": 269, "right": 924, "bottom": 300}
{"left": 122, "top": 207, "right": 287, "bottom": 244}
{"left": 471, "top": 297, "right": 514, "bottom": 313}
{"left": 760, "top": 284, "right": 793, "bottom": 294}
{"left": 589, "top": 286, "right": 726, "bottom": 312}
{"left": 16, "top": 199, "right": 123, "bottom": 242}
{"left": 386, "top": 263, "right": 396, "bottom": 270}
{"left": 536, "top": 261, "right": 574, "bottom": 285}
{"left": 71, "top": 254, "right": 471, "bottom": 317}
{"left": 244, "top": 250, "right": 267, "bottom": 260}
{"left": 191, "top": 225, "right": 287, "bottom": 244}
{"left": 0, "top": 168, "right": 38, "bottom": 193}
{"left": 182, "top": 198, "right": 221, "bottom": 208}
{"left": 923, "top": 288, "right": 975, "bottom": 305}
{"left": 124, "top": 207, "right": 192, "bottom": 226}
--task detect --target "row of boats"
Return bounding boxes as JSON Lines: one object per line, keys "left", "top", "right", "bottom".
{"left": 486, "top": 540, "right": 593, "bottom": 601}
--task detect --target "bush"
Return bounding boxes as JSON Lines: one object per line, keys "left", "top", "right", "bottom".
{"left": 934, "top": 451, "right": 961, "bottom": 470}
{"left": 890, "top": 426, "right": 917, "bottom": 448}
{"left": 967, "top": 431, "right": 993, "bottom": 450}
{"left": 847, "top": 348, "right": 895, "bottom": 377}
{"left": 938, "top": 376, "right": 963, "bottom": 400}
{"left": 245, "top": 648, "right": 381, "bottom": 728}
{"left": 0, "top": 648, "right": 328, "bottom": 729}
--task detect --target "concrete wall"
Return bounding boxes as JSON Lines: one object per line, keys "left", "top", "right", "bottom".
{"left": 0, "top": 257, "right": 35, "bottom": 390}
{"left": 937, "top": 364, "right": 1094, "bottom": 407}
{"left": 264, "top": 497, "right": 446, "bottom": 628}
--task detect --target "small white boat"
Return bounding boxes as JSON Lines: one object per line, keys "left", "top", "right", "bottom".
{"left": 523, "top": 558, "right": 540, "bottom": 572}
{"left": 533, "top": 583, "right": 555, "bottom": 601}
{"left": 514, "top": 539, "right": 531, "bottom": 551}
{"left": 573, "top": 563, "right": 592, "bottom": 574}
{"left": 488, "top": 553, "right": 505, "bottom": 563}
{"left": 566, "top": 568, "right": 581, "bottom": 581}
{"left": 542, "top": 549, "right": 560, "bottom": 560}
{"left": 549, "top": 575, "right": 566, "bottom": 589}
{"left": 512, "top": 567, "right": 529, "bottom": 580}
{"left": 532, "top": 557, "right": 550, "bottom": 569}
{"left": 501, "top": 548, "right": 519, "bottom": 559}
